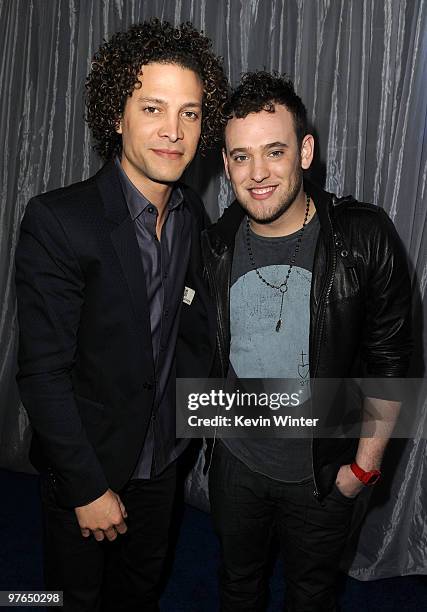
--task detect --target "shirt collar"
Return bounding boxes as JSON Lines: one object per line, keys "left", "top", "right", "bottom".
{"left": 115, "top": 156, "right": 184, "bottom": 221}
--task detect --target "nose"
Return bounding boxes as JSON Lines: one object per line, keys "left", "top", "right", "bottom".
{"left": 158, "top": 112, "right": 184, "bottom": 142}
{"left": 250, "top": 156, "right": 270, "bottom": 182}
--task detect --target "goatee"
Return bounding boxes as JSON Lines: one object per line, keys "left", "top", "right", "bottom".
{"left": 244, "top": 170, "right": 303, "bottom": 225}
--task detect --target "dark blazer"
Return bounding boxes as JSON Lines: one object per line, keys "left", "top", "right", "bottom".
{"left": 15, "top": 160, "right": 216, "bottom": 508}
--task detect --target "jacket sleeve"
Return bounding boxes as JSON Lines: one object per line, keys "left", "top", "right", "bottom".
{"left": 361, "top": 207, "right": 412, "bottom": 379}
{"left": 15, "top": 197, "right": 109, "bottom": 507}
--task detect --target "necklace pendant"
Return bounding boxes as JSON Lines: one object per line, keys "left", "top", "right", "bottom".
{"left": 276, "top": 319, "right": 282, "bottom": 332}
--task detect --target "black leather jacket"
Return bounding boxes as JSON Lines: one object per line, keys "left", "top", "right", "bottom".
{"left": 201, "top": 179, "right": 412, "bottom": 499}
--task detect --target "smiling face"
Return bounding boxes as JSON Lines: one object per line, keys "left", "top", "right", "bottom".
{"left": 223, "top": 105, "right": 314, "bottom": 225}
{"left": 116, "top": 62, "right": 203, "bottom": 196}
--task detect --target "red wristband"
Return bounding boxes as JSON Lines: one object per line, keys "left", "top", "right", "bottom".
{"left": 350, "top": 462, "right": 381, "bottom": 486}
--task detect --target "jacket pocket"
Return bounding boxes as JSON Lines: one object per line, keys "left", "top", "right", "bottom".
{"left": 327, "top": 265, "right": 361, "bottom": 303}
{"left": 330, "top": 482, "right": 359, "bottom": 505}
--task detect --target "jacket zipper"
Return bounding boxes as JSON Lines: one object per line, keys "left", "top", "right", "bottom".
{"left": 205, "top": 251, "right": 229, "bottom": 378}
{"left": 311, "top": 217, "right": 337, "bottom": 498}
{"left": 204, "top": 243, "right": 230, "bottom": 469}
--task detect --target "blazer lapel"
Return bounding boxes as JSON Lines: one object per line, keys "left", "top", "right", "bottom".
{"left": 179, "top": 193, "right": 217, "bottom": 375}
{"left": 96, "top": 162, "right": 154, "bottom": 367}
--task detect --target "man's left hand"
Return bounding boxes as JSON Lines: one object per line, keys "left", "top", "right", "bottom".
{"left": 335, "top": 464, "right": 364, "bottom": 498}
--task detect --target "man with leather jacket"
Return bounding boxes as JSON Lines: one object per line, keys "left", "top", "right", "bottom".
{"left": 201, "top": 71, "right": 412, "bottom": 611}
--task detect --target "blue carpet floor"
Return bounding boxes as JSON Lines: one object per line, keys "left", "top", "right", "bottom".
{"left": 0, "top": 469, "right": 426, "bottom": 611}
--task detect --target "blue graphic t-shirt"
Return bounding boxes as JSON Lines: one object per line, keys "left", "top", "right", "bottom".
{"left": 223, "top": 213, "right": 320, "bottom": 482}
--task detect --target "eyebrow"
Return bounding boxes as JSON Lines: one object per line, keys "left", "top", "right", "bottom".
{"left": 228, "top": 141, "right": 289, "bottom": 156}
{"left": 137, "top": 96, "right": 202, "bottom": 109}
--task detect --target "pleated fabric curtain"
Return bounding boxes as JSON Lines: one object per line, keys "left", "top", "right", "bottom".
{"left": 0, "top": 0, "right": 426, "bottom": 579}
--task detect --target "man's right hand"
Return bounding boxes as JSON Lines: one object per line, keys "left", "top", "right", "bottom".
{"left": 75, "top": 489, "right": 128, "bottom": 542}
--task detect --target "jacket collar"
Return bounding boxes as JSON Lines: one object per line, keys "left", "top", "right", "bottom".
{"left": 207, "top": 177, "right": 334, "bottom": 249}
{"left": 95, "top": 159, "right": 129, "bottom": 225}
{"left": 304, "top": 178, "right": 334, "bottom": 239}
{"left": 96, "top": 158, "right": 192, "bottom": 224}
{"left": 94, "top": 159, "right": 154, "bottom": 370}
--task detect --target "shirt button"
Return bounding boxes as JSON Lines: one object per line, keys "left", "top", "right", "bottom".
{"left": 147, "top": 206, "right": 155, "bottom": 214}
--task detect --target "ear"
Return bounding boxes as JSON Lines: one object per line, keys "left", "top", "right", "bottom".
{"left": 222, "top": 148, "right": 231, "bottom": 180}
{"left": 300, "top": 134, "right": 314, "bottom": 170}
{"left": 115, "top": 116, "right": 123, "bottom": 135}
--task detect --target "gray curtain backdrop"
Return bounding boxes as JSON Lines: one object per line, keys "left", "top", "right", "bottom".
{"left": 1, "top": 0, "right": 426, "bottom": 579}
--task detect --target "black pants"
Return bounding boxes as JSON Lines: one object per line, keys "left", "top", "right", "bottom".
{"left": 41, "top": 461, "right": 177, "bottom": 612}
{"left": 209, "top": 442, "right": 358, "bottom": 612}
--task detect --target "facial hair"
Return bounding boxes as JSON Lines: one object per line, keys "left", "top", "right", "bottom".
{"left": 242, "top": 165, "right": 303, "bottom": 225}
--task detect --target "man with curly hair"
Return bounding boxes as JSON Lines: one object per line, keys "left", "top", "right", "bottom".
{"left": 15, "top": 19, "right": 227, "bottom": 611}
{"left": 202, "top": 71, "right": 412, "bottom": 610}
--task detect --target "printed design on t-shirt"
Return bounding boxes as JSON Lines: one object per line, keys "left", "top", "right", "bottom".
{"left": 298, "top": 350, "right": 310, "bottom": 385}
{"left": 230, "top": 264, "right": 311, "bottom": 403}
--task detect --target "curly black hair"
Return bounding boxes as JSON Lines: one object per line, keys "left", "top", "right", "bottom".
{"left": 225, "top": 71, "right": 308, "bottom": 146}
{"left": 85, "top": 19, "right": 229, "bottom": 160}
